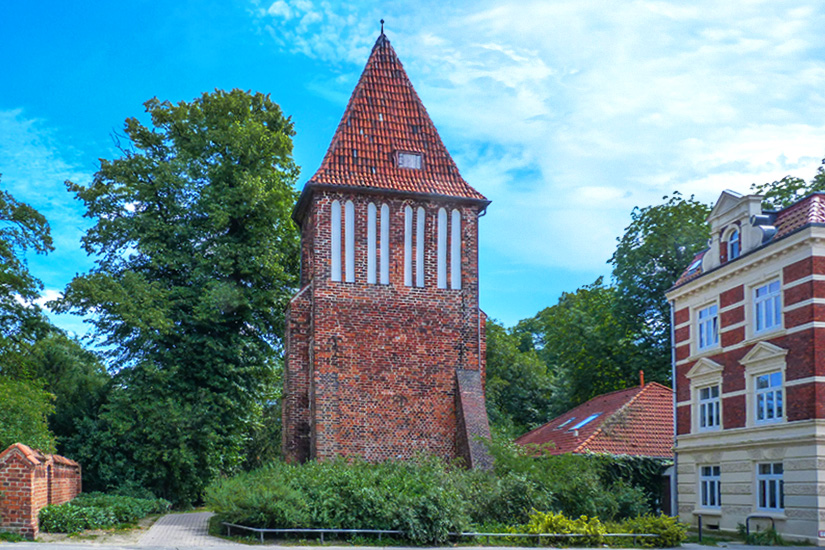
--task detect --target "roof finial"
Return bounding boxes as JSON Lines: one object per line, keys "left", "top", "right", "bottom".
{"left": 380, "top": 19, "right": 385, "bottom": 35}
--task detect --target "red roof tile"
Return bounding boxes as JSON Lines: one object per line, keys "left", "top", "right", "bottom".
{"left": 514, "top": 383, "right": 674, "bottom": 458}
{"left": 306, "top": 33, "right": 486, "bottom": 202}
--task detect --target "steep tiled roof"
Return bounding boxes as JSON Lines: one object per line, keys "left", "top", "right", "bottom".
{"left": 514, "top": 383, "right": 674, "bottom": 458}
{"left": 672, "top": 249, "right": 707, "bottom": 287}
{"left": 305, "top": 32, "right": 486, "bottom": 202}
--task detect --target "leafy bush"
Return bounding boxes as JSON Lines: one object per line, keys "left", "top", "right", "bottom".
{"left": 737, "top": 524, "right": 785, "bottom": 546}
{"left": 520, "top": 510, "right": 606, "bottom": 546}
{"left": 39, "top": 493, "right": 170, "bottom": 533}
{"left": 206, "top": 457, "right": 467, "bottom": 544}
{"left": 607, "top": 514, "right": 687, "bottom": 548}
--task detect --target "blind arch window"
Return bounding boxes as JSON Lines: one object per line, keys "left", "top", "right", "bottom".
{"left": 437, "top": 208, "right": 447, "bottom": 289}
{"left": 367, "top": 203, "right": 377, "bottom": 284}
{"left": 331, "top": 200, "right": 342, "bottom": 281}
{"left": 416, "top": 207, "right": 425, "bottom": 287}
{"left": 345, "top": 200, "right": 355, "bottom": 282}
{"left": 380, "top": 204, "right": 390, "bottom": 284}
{"left": 404, "top": 206, "right": 413, "bottom": 286}
{"left": 450, "top": 209, "right": 461, "bottom": 289}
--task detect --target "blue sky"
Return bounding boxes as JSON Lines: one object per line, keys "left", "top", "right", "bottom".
{"left": 2, "top": 0, "right": 825, "bottom": 338}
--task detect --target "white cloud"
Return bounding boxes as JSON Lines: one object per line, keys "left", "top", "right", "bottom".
{"left": 253, "top": 0, "right": 825, "bottom": 271}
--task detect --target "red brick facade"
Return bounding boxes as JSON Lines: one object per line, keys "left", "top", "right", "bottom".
{"left": 0, "top": 444, "right": 81, "bottom": 539}
{"left": 282, "top": 32, "right": 492, "bottom": 466}
{"left": 674, "top": 256, "right": 825, "bottom": 434}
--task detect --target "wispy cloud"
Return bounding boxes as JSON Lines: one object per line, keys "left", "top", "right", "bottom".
{"left": 254, "top": 0, "right": 825, "bottom": 271}
{"left": 0, "top": 109, "right": 94, "bottom": 334}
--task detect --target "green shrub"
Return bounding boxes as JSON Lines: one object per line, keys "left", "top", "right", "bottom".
{"left": 737, "top": 524, "right": 785, "bottom": 546}
{"left": 518, "top": 510, "right": 606, "bottom": 546}
{"left": 206, "top": 457, "right": 468, "bottom": 545}
{"left": 38, "top": 493, "right": 171, "bottom": 533}
{"left": 607, "top": 514, "right": 687, "bottom": 548}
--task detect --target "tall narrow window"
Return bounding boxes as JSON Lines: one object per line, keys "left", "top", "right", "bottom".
{"left": 699, "top": 385, "right": 720, "bottom": 430}
{"left": 755, "top": 372, "right": 783, "bottom": 424}
{"left": 404, "top": 206, "right": 413, "bottom": 286}
{"left": 698, "top": 305, "right": 718, "bottom": 350}
{"left": 757, "top": 463, "right": 784, "bottom": 511}
{"left": 755, "top": 280, "right": 781, "bottom": 333}
{"left": 345, "top": 200, "right": 355, "bottom": 282}
{"left": 416, "top": 207, "right": 425, "bottom": 287}
{"left": 331, "top": 200, "right": 342, "bottom": 282}
{"left": 437, "top": 208, "right": 447, "bottom": 289}
{"left": 728, "top": 229, "right": 740, "bottom": 260}
{"left": 380, "top": 204, "right": 389, "bottom": 284}
{"left": 450, "top": 209, "right": 461, "bottom": 289}
{"left": 367, "top": 203, "right": 377, "bottom": 284}
{"left": 700, "top": 466, "right": 721, "bottom": 508}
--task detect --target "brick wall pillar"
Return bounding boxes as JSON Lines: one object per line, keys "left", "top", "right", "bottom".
{"left": 0, "top": 444, "right": 81, "bottom": 539}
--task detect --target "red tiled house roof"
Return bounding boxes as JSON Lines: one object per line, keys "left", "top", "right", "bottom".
{"left": 672, "top": 193, "right": 825, "bottom": 288}
{"left": 515, "top": 382, "right": 674, "bottom": 458}
{"left": 294, "top": 32, "right": 487, "bottom": 223}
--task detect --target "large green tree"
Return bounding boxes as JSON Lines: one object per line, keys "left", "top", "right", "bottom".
{"left": 609, "top": 193, "right": 711, "bottom": 379}
{"left": 515, "top": 278, "right": 641, "bottom": 412}
{"left": 485, "top": 320, "right": 556, "bottom": 438}
{"left": 0, "top": 179, "right": 54, "bottom": 371}
{"left": 54, "top": 89, "right": 301, "bottom": 503}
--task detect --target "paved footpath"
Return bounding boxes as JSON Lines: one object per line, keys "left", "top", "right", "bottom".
{"left": 138, "top": 512, "right": 233, "bottom": 547}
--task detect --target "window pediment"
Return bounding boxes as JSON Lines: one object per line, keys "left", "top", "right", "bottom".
{"left": 686, "top": 357, "right": 724, "bottom": 382}
{"left": 740, "top": 341, "right": 788, "bottom": 372}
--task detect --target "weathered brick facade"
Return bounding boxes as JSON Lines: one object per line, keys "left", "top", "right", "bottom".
{"left": 0, "top": 443, "right": 81, "bottom": 539}
{"left": 282, "top": 31, "right": 492, "bottom": 467}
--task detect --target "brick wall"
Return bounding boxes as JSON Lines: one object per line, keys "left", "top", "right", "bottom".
{"left": 284, "top": 189, "right": 491, "bottom": 464}
{"left": 0, "top": 444, "right": 81, "bottom": 539}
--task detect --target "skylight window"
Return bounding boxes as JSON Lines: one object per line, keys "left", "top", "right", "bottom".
{"left": 687, "top": 258, "right": 702, "bottom": 273}
{"left": 568, "top": 413, "right": 601, "bottom": 431}
{"left": 556, "top": 418, "right": 575, "bottom": 429}
{"left": 398, "top": 151, "right": 423, "bottom": 170}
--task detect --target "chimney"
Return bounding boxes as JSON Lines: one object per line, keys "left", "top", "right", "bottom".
{"left": 640, "top": 370, "right": 645, "bottom": 387}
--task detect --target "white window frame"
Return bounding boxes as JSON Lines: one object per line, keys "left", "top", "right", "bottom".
{"left": 698, "top": 385, "right": 721, "bottom": 431}
{"left": 740, "top": 341, "right": 788, "bottom": 428}
{"left": 754, "top": 279, "right": 782, "bottom": 334}
{"left": 686, "top": 357, "right": 724, "bottom": 434}
{"left": 697, "top": 304, "right": 719, "bottom": 351}
{"left": 699, "top": 465, "right": 721, "bottom": 509}
{"left": 754, "top": 371, "right": 783, "bottom": 425}
{"left": 728, "top": 228, "right": 740, "bottom": 260}
{"left": 756, "top": 462, "right": 784, "bottom": 512}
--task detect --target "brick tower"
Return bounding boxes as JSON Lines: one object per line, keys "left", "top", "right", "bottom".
{"left": 282, "top": 30, "right": 492, "bottom": 467}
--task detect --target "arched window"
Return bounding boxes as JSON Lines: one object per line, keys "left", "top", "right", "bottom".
{"left": 728, "top": 228, "right": 740, "bottom": 260}
{"left": 416, "top": 207, "right": 425, "bottom": 287}
{"left": 450, "top": 209, "right": 461, "bottom": 289}
{"left": 331, "top": 200, "right": 342, "bottom": 281}
{"left": 404, "top": 206, "right": 413, "bottom": 286}
{"left": 345, "top": 200, "right": 355, "bottom": 282}
{"left": 367, "top": 203, "right": 377, "bottom": 284}
{"left": 437, "top": 208, "right": 447, "bottom": 289}
{"left": 380, "top": 204, "right": 389, "bottom": 284}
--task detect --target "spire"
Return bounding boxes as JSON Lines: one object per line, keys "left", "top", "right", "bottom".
{"left": 306, "top": 30, "right": 487, "bottom": 203}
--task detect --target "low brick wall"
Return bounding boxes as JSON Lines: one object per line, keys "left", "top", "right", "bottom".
{"left": 0, "top": 443, "right": 81, "bottom": 539}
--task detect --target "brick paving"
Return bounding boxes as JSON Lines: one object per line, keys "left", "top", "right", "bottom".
{"left": 138, "top": 512, "right": 235, "bottom": 547}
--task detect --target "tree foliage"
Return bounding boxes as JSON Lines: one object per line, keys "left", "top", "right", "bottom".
{"left": 53, "top": 89, "right": 301, "bottom": 504}
{"left": 0, "top": 377, "right": 56, "bottom": 453}
{"left": 0, "top": 180, "right": 54, "bottom": 368}
{"left": 751, "top": 159, "right": 825, "bottom": 209}
{"left": 485, "top": 320, "right": 555, "bottom": 437}
{"left": 514, "top": 278, "right": 641, "bottom": 412}
{"left": 609, "top": 193, "right": 711, "bottom": 379}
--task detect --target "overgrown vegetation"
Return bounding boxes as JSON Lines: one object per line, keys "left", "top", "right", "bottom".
{"left": 39, "top": 492, "right": 171, "bottom": 534}
{"left": 207, "top": 443, "right": 675, "bottom": 545}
